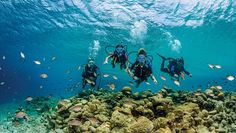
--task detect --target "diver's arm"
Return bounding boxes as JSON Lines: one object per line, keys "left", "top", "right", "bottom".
{"left": 103, "top": 55, "right": 113, "bottom": 64}
{"left": 167, "top": 57, "right": 175, "bottom": 61}
{"left": 160, "top": 59, "right": 166, "bottom": 72}
{"left": 183, "top": 67, "right": 192, "bottom": 77}
{"left": 127, "top": 68, "right": 134, "bottom": 77}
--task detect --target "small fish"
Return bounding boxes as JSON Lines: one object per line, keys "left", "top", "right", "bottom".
{"left": 227, "top": 75, "right": 235, "bottom": 81}
{"left": 66, "top": 70, "right": 71, "bottom": 74}
{"left": 180, "top": 72, "right": 185, "bottom": 80}
{"left": 129, "top": 81, "right": 134, "bottom": 86}
{"left": 174, "top": 80, "right": 180, "bottom": 86}
{"left": 39, "top": 85, "right": 43, "bottom": 89}
{"left": 145, "top": 82, "right": 151, "bottom": 85}
{"left": 43, "top": 58, "right": 46, "bottom": 61}
{"left": 209, "top": 93, "right": 214, "bottom": 97}
{"left": 2, "top": 56, "right": 6, "bottom": 60}
{"left": 51, "top": 56, "right": 56, "bottom": 61}
{"left": 20, "top": 52, "right": 25, "bottom": 59}
{"left": 174, "top": 74, "right": 179, "bottom": 78}
{"left": 85, "top": 78, "right": 95, "bottom": 85}
{"left": 36, "top": 108, "right": 42, "bottom": 111}
{"left": 107, "top": 83, "right": 116, "bottom": 90}
{"left": 195, "top": 93, "right": 201, "bottom": 96}
{"left": 208, "top": 64, "right": 214, "bottom": 69}
{"left": 160, "top": 76, "right": 166, "bottom": 81}
{"left": 215, "top": 65, "right": 221, "bottom": 69}
{"left": 216, "top": 85, "right": 222, "bottom": 90}
{"left": 40, "top": 73, "right": 48, "bottom": 79}
{"left": 0, "top": 67, "right": 2, "bottom": 71}
{"left": 197, "top": 88, "right": 202, "bottom": 92}
{"left": 103, "top": 74, "right": 109, "bottom": 78}
{"left": 34, "top": 60, "right": 41, "bottom": 65}
{"left": 77, "top": 66, "right": 81, "bottom": 71}
{"left": 25, "top": 96, "right": 33, "bottom": 102}
{"left": 0, "top": 82, "right": 5, "bottom": 86}
{"left": 113, "top": 75, "right": 118, "bottom": 80}
{"left": 16, "top": 111, "right": 26, "bottom": 119}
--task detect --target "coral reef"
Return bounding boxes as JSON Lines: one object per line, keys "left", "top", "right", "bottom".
{"left": 0, "top": 96, "right": 58, "bottom": 133}
{"left": 45, "top": 86, "right": 236, "bottom": 133}
{"left": 2, "top": 86, "right": 235, "bottom": 133}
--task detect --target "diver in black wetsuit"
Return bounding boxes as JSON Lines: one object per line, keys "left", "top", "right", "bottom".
{"left": 158, "top": 53, "right": 192, "bottom": 80}
{"left": 103, "top": 44, "right": 128, "bottom": 70}
{"left": 82, "top": 59, "right": 99, "bottom": 88}
{"left": 128, "top": 48, "right": 158, "bottom": 87}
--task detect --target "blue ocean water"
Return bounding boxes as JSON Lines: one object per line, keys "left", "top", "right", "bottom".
{"left": 0, "top": 0, "right": 236, "bottom": 104}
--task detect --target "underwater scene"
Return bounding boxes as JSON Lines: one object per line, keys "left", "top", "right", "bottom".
{"left": 1, "top": 0, "right": 236, "bottom": 132}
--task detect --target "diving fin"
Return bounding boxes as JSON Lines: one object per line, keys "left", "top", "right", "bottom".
{"left": 156, "top": 53, "right": 166, "bottom": 60}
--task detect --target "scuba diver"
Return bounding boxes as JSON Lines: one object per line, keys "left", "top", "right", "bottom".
{"left": 157, "top": 53, "right": 192, "bottom": 81}
{"left": 127, "top": 48, "right": 158, "bottom": 87}
{"left": 82, "top": 59, "right": 99, "bottom": 88}
{"left": 103, "top": 44, "right": 128, "bottom": 70}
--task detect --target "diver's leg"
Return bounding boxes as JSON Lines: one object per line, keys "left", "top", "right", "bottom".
{"left": 157, "top": 53, "right": 166, "bottom": 60}
{"left": 135, "top": 81, "right": 140, "bottom": 88}
{"left": 121, "top": 57, "right": 127, "bottom": 70}
{"left": 112, "top": 59, "right": 115, "bottom": 68}
{"left": 135, "top": 79, "right": 142, "bottom": 88}
{"left": 93, "top": 79, "right": 97, "bottom": 87}
{"left": 82, "top": 78, "right": 86, "bottom": 88}
{"left": 161, "top": 60, "right": 169, "bottom": 73}
{"left": 91, "top": 77, "right": 97, "bottom": 87}
{"left": 120, "top": 61, "right": 126, "bottom": 70}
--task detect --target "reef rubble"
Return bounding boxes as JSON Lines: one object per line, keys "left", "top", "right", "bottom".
{"left": 45, "top": 86, "right": 236, "bottom": 133}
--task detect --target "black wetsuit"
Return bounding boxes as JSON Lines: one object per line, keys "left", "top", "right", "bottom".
{"left": 82, "top": 64, "right": 98, "bottom": 88}
{"left": 131, "top": 59, "right": 153, "bottom": 87}
{"left": 161, "top": 58, "right": 190, "bottom": 79}
{"left": 111, "top": 50, "right": 127, "bottom": 69}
